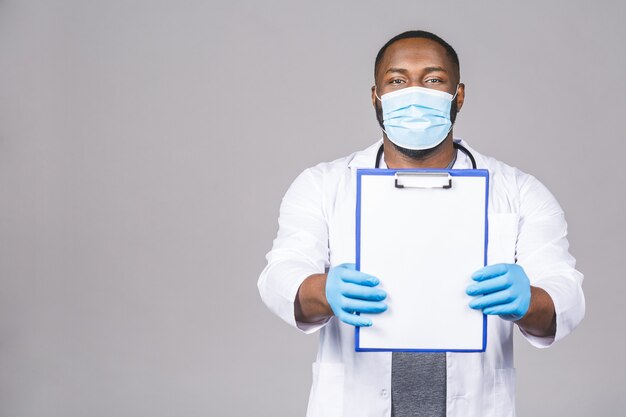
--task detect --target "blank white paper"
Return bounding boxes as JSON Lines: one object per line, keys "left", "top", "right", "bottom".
{"left": 357, "top": 171, "right": 487, "bottom": 351}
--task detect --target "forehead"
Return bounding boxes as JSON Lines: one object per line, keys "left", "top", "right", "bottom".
{"left": 377, "top": 37, "right": 456, "bottom": 77}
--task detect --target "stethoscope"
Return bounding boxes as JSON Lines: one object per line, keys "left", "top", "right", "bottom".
{"left": 375, "top": 142, "right": 477, "bottom": 169}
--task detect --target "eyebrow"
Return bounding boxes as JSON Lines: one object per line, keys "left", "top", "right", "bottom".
{"left": 385, "top": 66, "right": 448, "bottom": 75}
{"left": 423, "top": 66, "right": 448, "bottom": 74}
{"left": 385, "top": 67, "right": 409, "bottom": 75}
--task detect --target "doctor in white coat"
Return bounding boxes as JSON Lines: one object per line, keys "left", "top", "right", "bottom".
{"left": 258, "top": 30, "right": 585, "bottom": 417}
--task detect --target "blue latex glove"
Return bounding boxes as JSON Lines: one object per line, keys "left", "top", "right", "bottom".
{"left": 466, "top": 263, "right": 531, "bottom": 321}
{"left": 325, "top": 263, "right": 387, "bottom": 327}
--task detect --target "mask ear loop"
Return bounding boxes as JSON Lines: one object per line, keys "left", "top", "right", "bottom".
{"left": 445, "top": 84, "right": 461, "bottom": 138}
{"left": 451, "top": 84, "right": 460, "bottom": 100}
{"left": 373, "top": 86, "right": 390, "bottom": 139}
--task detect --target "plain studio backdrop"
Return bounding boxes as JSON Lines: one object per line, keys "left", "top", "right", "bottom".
{"left": 0, "top": 1, "right": 624, "bottom": 416}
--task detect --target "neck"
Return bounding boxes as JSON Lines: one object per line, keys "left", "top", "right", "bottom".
{"left": 383, "top": 135, "right": 456, "bottom": 169}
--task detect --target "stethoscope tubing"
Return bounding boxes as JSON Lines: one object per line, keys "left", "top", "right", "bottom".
{"left": 375, "top": 142, "right": 477, "bottom": 170}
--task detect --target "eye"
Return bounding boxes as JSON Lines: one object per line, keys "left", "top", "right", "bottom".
{"left": 389, "top": 78, "right": 405, "bottom": 85}
{"left": 425, "top": 78, "right": 442, "bottom": 83}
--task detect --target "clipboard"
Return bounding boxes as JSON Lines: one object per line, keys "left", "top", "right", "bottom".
{"left": 355, "top": 169, "right": 489, "bottom": 352}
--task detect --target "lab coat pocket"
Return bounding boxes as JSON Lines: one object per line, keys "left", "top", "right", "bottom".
{"left": 306, "top": 362, "right": 345, "bottom": 417}
{"left": 494, "top": 368, "right": 516, "bottom": 417}
{"left": 488, "top": 213, "right": 519, "bottom": 265}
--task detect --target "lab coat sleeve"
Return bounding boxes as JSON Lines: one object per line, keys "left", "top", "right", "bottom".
{"left": 257, "top": 167, "right": 331, "bottom": 334}
{"left": 515, "top": 174, "right": 585, "bottom": 348}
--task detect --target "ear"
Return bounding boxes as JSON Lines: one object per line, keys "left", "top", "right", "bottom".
{"left": 456, "top": 83, "right": 465, "bottom": 112}
{"left": 371, "top": 85, "right": 378, "bottom": 108}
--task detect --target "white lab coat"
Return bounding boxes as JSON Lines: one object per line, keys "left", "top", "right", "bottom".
{"left": 258, "top": 139, "right": 585, "bottom": 417}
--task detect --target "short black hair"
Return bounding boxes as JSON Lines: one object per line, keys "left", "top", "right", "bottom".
{"left": 374, "top": 30, "right": 460, "bottom": 80}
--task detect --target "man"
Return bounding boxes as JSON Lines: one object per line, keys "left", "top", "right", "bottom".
{"left": 258, "top": 30, "right": 585, "bottom": 417}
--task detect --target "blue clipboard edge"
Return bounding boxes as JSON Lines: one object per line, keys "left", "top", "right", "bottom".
{"left": 354, "top": 168, "right": 490, "bottom": 353}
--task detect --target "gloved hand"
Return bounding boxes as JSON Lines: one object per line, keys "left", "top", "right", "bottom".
{"left": 466, "top": 263, "right": 531, "bottom": 321}
{"left": 326, "top": 263, "right": 387, "bottom": 327}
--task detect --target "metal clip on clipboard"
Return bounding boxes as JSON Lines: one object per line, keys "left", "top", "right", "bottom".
{"left": 394, "top": 172, "right": 452, "bottom": 189}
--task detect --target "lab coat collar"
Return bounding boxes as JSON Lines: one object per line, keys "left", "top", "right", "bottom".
{"left": 347, "top": 139, "right": 384, "bottom": 169}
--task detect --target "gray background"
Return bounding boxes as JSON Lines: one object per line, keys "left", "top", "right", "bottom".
{"left": 0, "top": 0, "right": 624, "bottom": 416}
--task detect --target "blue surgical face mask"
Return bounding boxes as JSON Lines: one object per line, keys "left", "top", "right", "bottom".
{"left": 376, "top": 85, "right": 458, "bottom": 150}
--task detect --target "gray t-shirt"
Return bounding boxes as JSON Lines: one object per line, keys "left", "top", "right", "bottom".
{"left": 391, "top": 352, "right": 446, "bottom": 417}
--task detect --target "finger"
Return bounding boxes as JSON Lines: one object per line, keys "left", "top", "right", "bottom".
{"left": 342, "top": 298, "right": 388, "bottom": 314}
{"left": 339, "top": 268, "right": 380, "bottom": 287}
{"left": 466, "top": 275, "right": 511, "bottom": 296}
{"left": 341, "top": 282, "right": 387, "bottom": 301}
{"left": 337, "top": 311, "right": 372, "bottom": 327}
{"left": 483, "top": 304, "right": 523, "bottom": 319}
{"left": 468, "top": 289, "right": 516, "bottom": 310}
{"left": 471, "top": 264, "right": 509, "bottom": 281}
